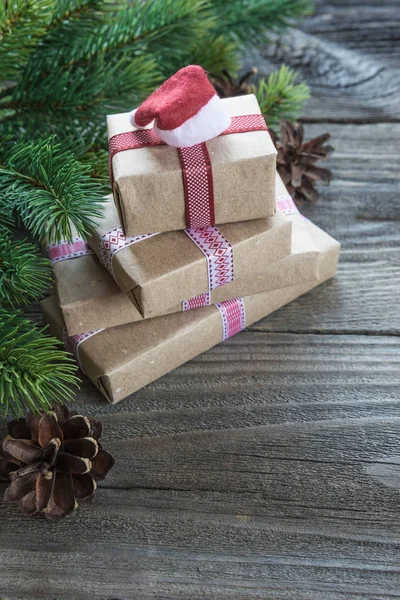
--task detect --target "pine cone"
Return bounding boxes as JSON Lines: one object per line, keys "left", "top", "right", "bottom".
{"left": 212, "top": 68, "right": 257, "bottom": 98}
{"left": 272, "top": 120, "right": 334, "bottom": 204}
{"left": 0, "top": 405, "right": 114, "bottom": 520}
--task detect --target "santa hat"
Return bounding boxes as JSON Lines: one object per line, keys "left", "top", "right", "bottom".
{"left": 129, "top": 65, "right": 231, "bottom": 148}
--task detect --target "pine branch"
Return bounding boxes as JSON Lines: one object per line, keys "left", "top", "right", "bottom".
{"left": 0, "top": 0, "right": 55, "bottom": 79}
{"left": 0, "top": 138, "right": 106, "bottom": 243}
{"left": 2, "top": 54, "right": 160, "bottom": 144}
{"left": 254, "top": 65, "right": 310, "bottom": 128}
{"left": 0, "top": 235, "right": 52, "bottom": 307}
{"left": 172, "top": 35, "right": 240, "bottom": 79}
{"left": 210, "top": 0, "right": 313, "bottom": 44}
{"left": 0, "top": 309, "right": 79, "bottom": 417}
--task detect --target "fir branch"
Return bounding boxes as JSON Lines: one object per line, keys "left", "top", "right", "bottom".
{"left": 0, "top": 138, "right": 106, "bottom": 243}
{"left": 211, "top": 0, "right": 313, "bottom": 44}
{"left": 0, "top": 0, "right": 55, "bottom": 79}
{"left": 3, "top": 54, "right": 159, "bottom": 143}
{"left": 255, "top": 65, "right": 310, "bottom": 128}
{"left": 32, "top": 0, "right": 213, "bottom": 72}
{"left": 0, "top": 309, "right": 79, "bottom": 417}
{"left": 0, "top": 235, "right": 52, "bottom": 307}
{"left": 173, "top": 35, "right": 240, "bottom": 79}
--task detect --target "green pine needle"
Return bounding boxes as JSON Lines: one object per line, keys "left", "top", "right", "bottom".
{"left": 0, "top": 309, "right": 80, "bottom": 418}
{"left": 0, "top": 0, "right": 54, "bottom": 79}
{"left": 0, "top": 138, "right": 106, "bottom": 244}
{"left": 211, "top": 0, "right": 313, "bottom": 44}
{"left": 255, "top": 65, "right": 310, "bottom": 128}
{"left": 0, "top": 235, "right": 53, "bottom": 307}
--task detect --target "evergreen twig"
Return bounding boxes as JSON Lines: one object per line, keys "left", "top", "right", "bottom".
{"left": 0, "top": 235, "right": 53, "bottom": 306}
{"left": 255, "top": 65, "right": 310, "bottom": 127}
{"left": 0, "top": 138, "right": 106, "bottom": 244}
{"left": 0, "top": 309, "right": 79, "bottom": 417}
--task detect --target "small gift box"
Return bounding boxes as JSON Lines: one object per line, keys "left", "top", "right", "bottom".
{"left": 108, "top": 93, "right": 277, "bottom": 236}
{"left": 42, "top": 220, "right": 340, "bottom": 404}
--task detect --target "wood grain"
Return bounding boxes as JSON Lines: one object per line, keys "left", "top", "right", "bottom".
{"left": 2, "top": 2, "right": 400, "bottom": 599}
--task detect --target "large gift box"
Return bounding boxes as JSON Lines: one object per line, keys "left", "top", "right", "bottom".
{"left": 87, "top": 194, "right": 296, "bottom": 319}
{"left": 108, "top": 94, "right": 277, "bottom": 236}
{"left": 42, "top": 221, "right": 340, "bottom": 404}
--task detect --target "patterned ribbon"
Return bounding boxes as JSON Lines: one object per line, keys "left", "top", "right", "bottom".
{"left": 182, "top": 292, "right": 211, "bottom": 312}
{"left": 178, "top": 144, "right": 214, "bottom": 227}
{"left": 62, "top": 328, "right": 103, "bottom": 374}
{"left": 108, "top": 113, "right": 268, "bottom": 229}
{"left": 276, "top": 194, "right": 299, "bottom": 215}
{"left": 99, "top": 227, "right": 158, "bottom": 279}
{"left": 182, "top": 226, "right": 234, "bottom": 310}
{"left": 47, "top": 237, "right": 93, "bottom": 263}
{"left": 215, "top": 298, "right": 246, "bottom": 341}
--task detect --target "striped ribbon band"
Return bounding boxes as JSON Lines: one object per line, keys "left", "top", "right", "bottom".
{"left": 178, "top": 143, "right": 214, "bottom": 228}
{"left": 182, "top": 292, "right": 211, "bottom": 311}
{"left": 276, "top": 194, "right": 308, "bottom": 221}
{"left": 63, "top": 328, "right": 103, "bottom": 374}
{"left": 108, "top": 113, "right": 268, "bottom": 229}
{"left": 276, "top": 194, "right": 299, "bottom": 215}
{"left": 47, "top": 237, "right": 93, "bottom": 263}
{"left": 215, "top": 298, "right": 246, "bottom": 341}
{"left": 182, "top": 226, "right": 234, "bottom": 310}
{"left": 99, "top": 227, "right": 158, "bottom": 279}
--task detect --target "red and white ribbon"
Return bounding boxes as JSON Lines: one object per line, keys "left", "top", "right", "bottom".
{"left": 276, "top": 194, "right": 298, "bottom": 215}
{"left": 47, "top": 237, "right": 93, "bottom": 263}
{"left": 182, "top": 292, "right": 211, "bottom": 311}
{"left": 63, "top": 328, "right": 103, "bottom": 374}
{"left": 99, "top": 227, "right": 158, "bottom": 279}
{"left": 178, "top": 143, "right": 214, "bottom": 228}
{"left": 182, "top": 226, "right": 234, "bottom": 309}
{"left": 215, "top": 298, "right": 246, "bottom": 341}
{"left": 108, "top": 113, "right": 268, "bottom": 229}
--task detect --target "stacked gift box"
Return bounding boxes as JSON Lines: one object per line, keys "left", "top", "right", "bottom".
{"left": 41, "top": 66, "right": 340, "bottom": 404}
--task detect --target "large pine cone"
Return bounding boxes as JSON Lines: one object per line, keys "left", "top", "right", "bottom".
{"left": 0, "top": 405, "right": 114, "bottom": 520}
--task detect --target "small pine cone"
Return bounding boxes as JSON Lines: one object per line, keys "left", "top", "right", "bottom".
{"left": 211, "top": 68, "right": 258, "bottom": 98}
{"left": 272, "top": 120, "right": 334, "bottom": 204}
{"left": 1, "top": 405, "right": 114, "bottom": 520}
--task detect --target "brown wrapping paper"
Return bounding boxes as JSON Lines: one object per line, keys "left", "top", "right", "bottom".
{"left": 88, "top": 195, "right": 295, "bottom": 319}
{"left": 42, "top": 221, "right": 340, "bottom": 404}
{"left": 61, "top": 208, "right": 318, "bottom": 334}
{"left": 108, "top": 94, "right": 277, "bottom": 236}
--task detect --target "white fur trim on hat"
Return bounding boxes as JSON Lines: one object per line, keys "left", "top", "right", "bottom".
{"left": 154, "top": 95, "right": 231, "bottom": 148}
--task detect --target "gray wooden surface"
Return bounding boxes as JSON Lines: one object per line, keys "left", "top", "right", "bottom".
{"left": 1, "top": 2, "right": 400, "bottom": 598}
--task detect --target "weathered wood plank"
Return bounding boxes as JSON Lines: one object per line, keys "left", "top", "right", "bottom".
{"left": 246, "top": 3, "right": 400, "bottom": 121}
{"left": 2, "top": 407, "right": 400, "bottom": 599}
{"left": 2, "top": 4, "right": 400, "bottom": 599}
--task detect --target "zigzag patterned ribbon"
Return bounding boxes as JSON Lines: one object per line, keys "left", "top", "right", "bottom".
{"left": 108, "top": 113, "right": 268, "bottom": 229}
{"left": 47, "top": 237, "right": 93, "bottom": 263}
{"left": 215, "top": 298, "right": 246, "bottom": 341}
{"left": 182, "top": 226, "right": 234, "bottom": 310}
{"left": 62, "top": 328, "right": 103, "bottom": 374}
{"left": 99, "top": 228, "right": 158, "bottom": 279}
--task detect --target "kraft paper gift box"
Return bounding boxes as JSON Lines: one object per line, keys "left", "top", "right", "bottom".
{"left": 50, "top": 175, "right": 317, "bottom": 335}
{"left": 87, "top": 194, "right": 295, "bottom": 319}
{"left": 107, "top": 94, "right": 277, "bottom": 236}
{"left": 42, "top": 220, "right": 340, "bottom": 404}
{"left": 51, "top": 214, "right": 316, "bottom": 335}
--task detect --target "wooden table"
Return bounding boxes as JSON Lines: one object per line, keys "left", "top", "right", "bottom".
{"left": 1, "top": 2, "right": 400, "bottom": 598}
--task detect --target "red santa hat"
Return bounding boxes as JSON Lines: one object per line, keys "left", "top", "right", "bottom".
{"left": 129, "top": 65, "right": 231, "bottom": 148}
